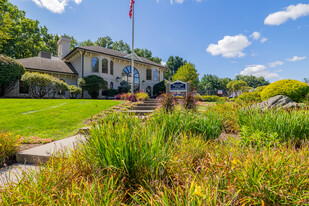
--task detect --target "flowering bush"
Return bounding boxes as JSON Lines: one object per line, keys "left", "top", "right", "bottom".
{"left": 115, "top": 94, "right": 121, "bottom": 100}
{"left": 135, "top": 92, "right": 149, "bottom": 101}
{"left": 19, "top": 136, "right": 52, "bottom": 144}
{"left": 0, "top": 131, "right": 20, "bottom": 165}
{"left": 128, "top": 94, "right": 137, "bottom": 102}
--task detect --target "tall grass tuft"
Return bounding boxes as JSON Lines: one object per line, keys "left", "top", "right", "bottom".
{"left": 0, "top": 131, "right": 20, "bottom": 166}
{"left": 238, "top": 108, "right": 309, "bottom": 143}
{"left": 150, "top": 109, "right": 222, "bottom": 141}
{"left": 83, "top": 112, "right": 173, "bottom": 188}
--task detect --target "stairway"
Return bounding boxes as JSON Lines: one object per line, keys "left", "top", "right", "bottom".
{"left": 127, "top": 99, "right": 159, "bottom": 116}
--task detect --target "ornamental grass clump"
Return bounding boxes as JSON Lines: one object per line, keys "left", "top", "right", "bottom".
{"left": 83, "top": 112, "right": 173, "bottom": 189}
{"left": 0, "top": 131, "right": 20, "bottom": 166}
{"left": 182, "top": 93, "right": 197, "bottom": 111}
{"left": 238, "top": 107, "right": 309, "bottom": 143}
{"left": 157, "top": 93, "right": 177, "bottom": 113}
{"left": 151, "top": 109, "right": 222, "bottom": 140}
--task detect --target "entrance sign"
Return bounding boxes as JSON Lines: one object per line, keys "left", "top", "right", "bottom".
{"left": 170, "top": 82, "right": 186, "bottom": 92}
{"left": 166, "top": 81, "right": 190, "bottom": 96}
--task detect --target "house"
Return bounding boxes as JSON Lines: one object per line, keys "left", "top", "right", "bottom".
{"left": 6, "top": 36, "right": 169, "bottom": 98}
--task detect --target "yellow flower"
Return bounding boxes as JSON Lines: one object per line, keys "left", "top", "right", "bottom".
{"left": 193, "top": 186, "right": 203, "bottom": 197}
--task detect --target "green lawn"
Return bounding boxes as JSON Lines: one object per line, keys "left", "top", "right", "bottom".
{"left": 0, "top": 99, "right": 122, "bottom": 140}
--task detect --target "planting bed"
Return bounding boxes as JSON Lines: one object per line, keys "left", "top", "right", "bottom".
{"left": 1, "top": 102, "right": 309, "bottom": 205}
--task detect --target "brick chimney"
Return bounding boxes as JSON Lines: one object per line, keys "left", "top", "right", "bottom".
{"left": 57, "top": 36, "right": 71, "bottom": 59}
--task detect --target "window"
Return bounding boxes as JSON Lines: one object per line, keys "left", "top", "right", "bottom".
{"left": 92, "top": 58, "right": 99, "bottom": 73}
{"left": 154, "top": 69, "right": 158, "bottom": 81}
{"left": 122, "top": 66, "right": 140, "bottom": 92}
{"left": 110, "top": 82, "right": 114, "bottom": 89}
{"left": 146, "top": 69, "right": 152, "bottom": 80}
{"left": 110, "top": 61, "right": 114, "bottom": 75}
{"left": 19, "top": 80, "right": 29, "bottom": 94}
{"left": 102, "top": 58, "right": 108, "bottom": 74}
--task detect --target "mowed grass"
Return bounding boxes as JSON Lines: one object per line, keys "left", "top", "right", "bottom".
{"left": 0, "top": 99, "right": 122, "bottom": 140}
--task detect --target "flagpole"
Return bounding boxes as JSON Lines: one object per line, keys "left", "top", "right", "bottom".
{"left": 131, "top": 2, "right": 135, "bottom": 93}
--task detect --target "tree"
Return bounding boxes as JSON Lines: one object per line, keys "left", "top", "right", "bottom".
{"left": 304, "top": 78, "right": 309, "bottom": 84}
{"left": 79, "top": 75, "right": 106, "bottom": 99}
{"left": 235, "top": 75, "right": 270, "bottom": 88}
{"left": 172, "top": 63, "right": 199, "bottom": 89}
{"left": 79, "top": 39, "right": 95, "bottom": 47}
{"left": 112, "top": 40, "right": 131, "bottom": 53}
{"left": 95, "top": 36, "right": 113, "bottom": 49}
{"left": 165, "top": 56, "right": 187, "bottom": 79}
{"left": 0, "top": 55, "right": 26, "bottom": 96}
{"left": 227, "top": 80, "right": 251, "bottom": 97}
{"left": 199, "top": 74, "right": 221, "bottom": 91}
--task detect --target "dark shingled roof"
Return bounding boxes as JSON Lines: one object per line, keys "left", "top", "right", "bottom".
{"left": 17, "top": 57, "right": 78, "bottom": 75}
{"left": 65, "top": 46, "right": 169, "bottom": 70}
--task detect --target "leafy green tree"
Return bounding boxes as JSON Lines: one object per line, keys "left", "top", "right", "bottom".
{"left": 0, "top": 55, "right": 26, "bottom": 96}
{"left": 235, "top": 75, "right": 270, "bottom": 88}
{"left": 172, "top": 63, "right": 199, "bottom": 89}
{"left": 79, "top": 39, "right": 95, "bottom": 47}
{"left": 112, "top": 40, "right": 131, "bottom": 53}
{"left": 79, "top": 75, "right": 106, "bottom": 99}
{"left": 227, "top": 80, "right": 251, "bottom": 97}
{"left": 95, "top": 36, "right": 113, "bottom": 49}
{"left": 199, "top": 74, "right": 221, "bottom": 91}
{"left": 165, "top": 56, "right": 187, "bottom": 79}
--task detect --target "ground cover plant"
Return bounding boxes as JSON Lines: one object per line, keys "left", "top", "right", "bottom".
{"left": 0, "top": 99, "right": 122, "bottom": 140}
{"left": 2, "top": 102, "right": 309, "bottom": 205}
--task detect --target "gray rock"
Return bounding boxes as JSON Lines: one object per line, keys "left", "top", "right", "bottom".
{"left": 255, "top": 95, "right": 300, "bottom": 109}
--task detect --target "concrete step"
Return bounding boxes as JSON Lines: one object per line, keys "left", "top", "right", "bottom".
{"left": 144, "top": 100, "right": 158, "bottom": 103}
{"left": 16, "top": 135, "right": 86, "bottom": 164}
{"left": 126, "top": 110, "right": 154, "bottom": 116}
{"left": 133, "top": 106, "right": 157, "bottom": 110}
{"left": 137, "top": 103, "right": 158, "bottom": 107}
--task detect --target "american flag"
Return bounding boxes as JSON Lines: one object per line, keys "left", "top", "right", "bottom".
{"left": 129, "top": 0, "right": 135, "bottom": 19}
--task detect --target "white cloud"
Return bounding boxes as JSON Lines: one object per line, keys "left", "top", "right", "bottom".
{"left": 265, "top": 3, "right": 309, "bottom": 26}
{"left": 161, "top": 61, "right": 167, "bottom": 66}
{"left": 260, "top": 37, "right": 268, "bottom": 43}
{"left": 250, "top": 32, "right": 261, "bottom": 40}
{"left": 286, "top": 56, "right": 307, "bottom": 62}
{"left": 32, "top": 0, "right": 82, "bottom": 14}
{"left": 206, "top": 34, "right": 251, "bottom": 58}
{"left": 240, "top": 65, "right": 279, "bottom": 79}
{"left": 268, "top": 61, "right": 283, "bottom": 68}
{"left": 170, "top": 0, "right": 184, "bottom": 4}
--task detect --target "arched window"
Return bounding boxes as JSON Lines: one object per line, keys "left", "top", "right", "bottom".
{"left": 146, "top": 69, "right": 152, "bottom": 80}
{"left": 153, "top": 69, "right": 158, "bottom": 81}
{"left": 110, "top": 82, "right": 114, "bottom": 89}
{"left": 122, "top": 66, "right": 140, "bottom": 92}
{"left": 102, "top": 58, "right": 108, "bottom": 74}
{"left": 92, "top": 58, "right": 99, "bottom": 73}
{"left": 110, "top": 61, "right": 114, "bottom": 75}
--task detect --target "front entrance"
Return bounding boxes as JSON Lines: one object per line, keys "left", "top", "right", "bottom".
{"left": 122, "top": 66, "right": 140, "bottom": 92}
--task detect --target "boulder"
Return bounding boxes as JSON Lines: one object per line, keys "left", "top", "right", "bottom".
{"left": 255, "top": 95, "right": 300, "bottom": 109}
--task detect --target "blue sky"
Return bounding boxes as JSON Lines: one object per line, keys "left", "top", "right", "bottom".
{"left": 10, "top": 0, "right": 309, "bottom": 81}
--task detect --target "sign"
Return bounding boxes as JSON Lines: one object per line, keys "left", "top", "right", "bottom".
{"left": 218, "top": 90, "right": 223, "bottom": 95}
{"left": 170, "top": 82, "right": 186, "bottom": 91}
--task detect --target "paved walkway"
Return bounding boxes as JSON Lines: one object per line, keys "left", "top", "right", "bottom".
{"left": 0, "top": 134, "right": 86, "bottom": 187}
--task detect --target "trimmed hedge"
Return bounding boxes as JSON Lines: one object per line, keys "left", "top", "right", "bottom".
{"left": 260, "top": 79, "right": 309, "bottom": 102}
{"left": 199, "top": 95, "right": 227, "bottom": 102}
{"left": 235, "top": 86, "right": 266, "bottom": 103}
{"left": 0, "top": 55, "right": 26, "bottom": 96}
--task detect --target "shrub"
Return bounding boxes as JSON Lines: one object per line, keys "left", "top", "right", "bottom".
{"left": 157, "top": 93, "right": 177, "bottom": 113}
{"left": 135, "top": 91, "right": 149, "bottom": 101}
{"left": 235, "top": 91, "right": 261, "bottom": 104}
{"left": 0, "top": 55, "right": 26, "bottom": 96}
{"left": 153, "top": 81, "right": 166, "bottom": 97}
{"left": 118, "top": 81, "right": 131, "bottom": 93}
{"left": 79, "top": 75, "right": 106, "bottom": 99}
{"left": 182, "top": 93, "right": 197, "bottom": 111}
{"left": 102, "top": 89, "right": 119, "bottom": 98}
{"left": 128, "top": 94, "right": 137, "bottom": 102}
{"left": 68, "top": 85, "right": 82, "bottom": 99}
{"left": 22, "top": 72, "right": 69, "bottom": 98}
{"left": 115, "top": 94, "right": 121, "bottom": 100}
{"left": 260, "top": 79, "right": 309, "bottom": 102}
{"left": 200, "top": 95, "right": 227, "bottom": 102}
{"left": 0, "top": 131, "right": 20, "bottom": 166}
